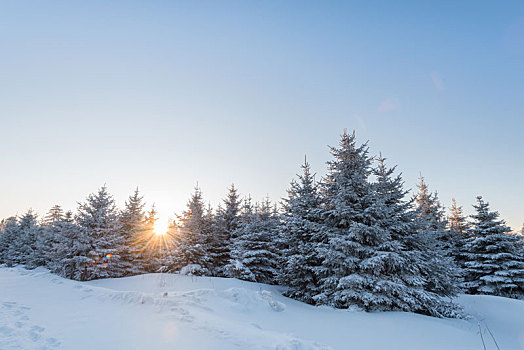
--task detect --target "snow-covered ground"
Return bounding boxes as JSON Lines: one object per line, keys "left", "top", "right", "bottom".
{"left": 0, "top": 267, "right": 523, "bottom": 350}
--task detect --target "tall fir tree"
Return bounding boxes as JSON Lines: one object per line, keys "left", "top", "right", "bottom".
{"left": 227, "top": 197, "right": 281, "bottom": 284}
{"left": 447, "top": 198, "right": 470, "bottom": 262}
{"left": 461, "top": 196, "right": 524, "bottom": 298}
{"left": 315, "top": 131, "right": 377, "bottom": 307}
{"left": 73, "top": 186, "right": 126, "bottom": 280}
{"left": 176, "top": 186, "right": 213, "bottom": 274}
{"left": 413, "top": 175, "right": 461, "bottom": 296}
{"left": 0, "top": 216, "right": 19, "bottom": 266}
{"left": 313, "top": 133, "right": 460, "bottom": 316}
{"left": 226, "top": 196, "right": 255, "bottom": 280}
{"left": 414, "top": 175, "right": 453, "bottom": 251}
{"left": 120, "top": 188, "right": 148, "bottom": 275}
{"left": 45, "top": 210, "right": 82, "bottom": 278}
{"left": 280, "top": 157, "right": 326, "bottom": 304}
{"left": 37, "top": 205, "right": 67, "bottom": 269}
{"left": 371, "top": 155, "right": 460, "bottom": 316}
{"left": 7, "top": 210, "right": 44, "bottom": 268}
{"left": 211, "top": 184, "right": 241, "bottom": 276}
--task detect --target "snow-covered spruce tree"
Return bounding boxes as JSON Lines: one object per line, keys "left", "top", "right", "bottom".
{"left": 176, "top": 186, "right": 213, "bottom": 275}
{"left": 413, "top": 175, "right": 461, "bottom": 296}
{"left": 279, "top": 157, "right": 326, "bottom": 304}
{"left": 447, "top": 198, "right": 470, "bottom": 262}
{"left": 314, "top": 131, "right": 377, "bottom": 308}
{"left": 6, "top": 210, "right": 44, "bottom": 268}
{"left": 211, "top": 184, "right": 241, "bottom": 276}
{"left": 0, "top": 216, "right": 19, "bottom": 266}
{"left": 414, "top": 175, "right": 454, "bottom": 252}
{"left": 461, "top": 196, "right": 524, "bottom": 298}
{"left": 37, "top": 205, "right": 67, "bottom": 269}
{"left": 226, "top": 196, "right": 256, "bottom": 280}
{"left": 314, "top": 132, "right": 459, "bottom": 317}
{"left": 371, "top": 155, "right": 460, "bottom": 316}
{"left": 227, "top": 197, "right": 281, "bottom": 284}
{"left": 120, "top": 188, "right": 149, "bottom": 275}
{"left": 73, "top": 186, "right": 126, "bottom": 280}
{"left": 45, "top": 210, "right": 83, "bottom": 278}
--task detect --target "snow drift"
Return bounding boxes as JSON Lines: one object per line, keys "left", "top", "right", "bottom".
{"left": 1, "top": 267, "right": 523, "bottom": 349}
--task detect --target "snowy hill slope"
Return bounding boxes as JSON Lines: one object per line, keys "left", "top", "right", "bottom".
{"left": 1, "top": 267, "right": 523, "bottom": 350}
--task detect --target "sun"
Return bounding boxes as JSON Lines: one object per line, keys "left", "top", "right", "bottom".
{"left": 153, "top": 219, "right": 168, "bottom": 236}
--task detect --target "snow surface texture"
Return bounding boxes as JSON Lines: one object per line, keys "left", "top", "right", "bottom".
{"left": 0, "top": 267, "right": 523, "bottom": 350}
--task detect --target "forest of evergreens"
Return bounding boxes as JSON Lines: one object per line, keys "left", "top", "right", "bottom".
{"left": 1, "top": 131, "right": 523, "bottom": 318}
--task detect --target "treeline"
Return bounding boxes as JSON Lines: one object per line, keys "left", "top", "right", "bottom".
{"left": 1, "top": 131, "right": 523, "bottom": 318}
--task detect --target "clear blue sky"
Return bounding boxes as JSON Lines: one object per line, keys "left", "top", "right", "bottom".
{"left": 1, "top": 1, "right": 523, "bottom": 230}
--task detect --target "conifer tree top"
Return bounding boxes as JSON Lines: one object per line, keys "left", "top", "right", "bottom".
{"left": 469, "top": 196, "right": 511, "bottom": 236}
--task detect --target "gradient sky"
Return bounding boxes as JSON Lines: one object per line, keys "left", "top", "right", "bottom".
{"left": 1, "top": 1, "right": 523, "bottom": 231}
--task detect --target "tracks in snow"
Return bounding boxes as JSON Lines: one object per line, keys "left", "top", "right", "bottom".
{"left": 0, "top": 301, "right": 60, "bottom": 350}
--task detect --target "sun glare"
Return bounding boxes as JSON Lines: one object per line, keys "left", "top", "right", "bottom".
{"left": 154, "top": 219, "right": 168, "bottom": 236}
